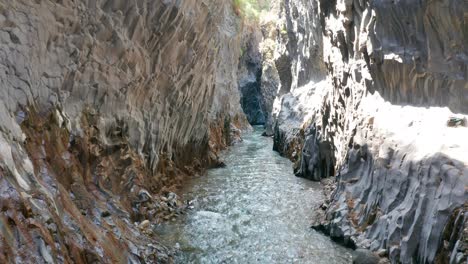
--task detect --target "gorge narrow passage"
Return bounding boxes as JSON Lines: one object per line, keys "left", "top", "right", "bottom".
{"left": 156, "top": 127, "right": 352, "bottom": 263}
{"left": 1, "top": 0, "right": 466, "bottom": 263}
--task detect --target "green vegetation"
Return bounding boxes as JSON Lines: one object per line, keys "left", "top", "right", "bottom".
{"left": 232, "top": 0, "right": 271, "bottom": 21}
{"left": 280, "top": 24, "right": 288, "bottom": 35}
{"left": 240, "top": 46, "right": 246, "bottom": 57}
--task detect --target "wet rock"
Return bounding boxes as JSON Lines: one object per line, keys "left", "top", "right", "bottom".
{"left": 376, "top": 249, "right": 387, "bottom": 258}
{"left": 229, "top": 124, "right": 244, "bottom": 145}
{"left": 186, "top": 200, "right": 195, "bottom": 210}
{"left": 212, "top": 159, "right": 227, "bottom": 168}
{"left": 138, "top": 189, "right": 152, "bottom": 203}
{"left": 377, "top": 258, "right": 391, "bottom": 264}
{"left": 447, "top": 116, "right": 467, "bottom": 127}
{"left": 101, "top": 211, "right": 111, "bottom": 218}
{"left": 353, "top": 249, "right": 380, "bottom": 264}
{"left": 166, "top": 192, "right": 178, "bottom": 202}
{"left": 217, "top": 161, "right": 227, "bottom": 168}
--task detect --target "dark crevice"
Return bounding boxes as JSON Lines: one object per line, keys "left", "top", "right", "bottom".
{"left": 238, "top": 31, "right": 267, "bottom": 126}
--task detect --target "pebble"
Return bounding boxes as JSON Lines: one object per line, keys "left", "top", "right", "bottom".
{"left": 138, "top": 220, "right": 151, "bottom": 229}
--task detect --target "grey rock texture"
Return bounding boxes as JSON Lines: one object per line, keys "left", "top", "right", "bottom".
{"left": 256, "top": 8, "right": 281, "bottom": 133}
{"left": 278, "top": 0, "right": 326, "bottom": 90}
{"left": 0, "top": 0, "right": 248, "bottom": 262}
{"left": 269, "top": 0, "right": 328, "bottom": 146}
{"left": 365, "top": 0, "right": 467, "bottom": 113}
{"left": 237, "top": 26, "right": 265, "bottom": 125}
{"left": 353, "top": 248, "right": 380, "bottom": 264}
{"left": 296, "top": 124, "right": 335, "bottom": 181}
{"left": 272, "top": 0, "right": 468, "bottom": 263}
{"left": 245, "top": 0, "right": 326, "bottom": 135}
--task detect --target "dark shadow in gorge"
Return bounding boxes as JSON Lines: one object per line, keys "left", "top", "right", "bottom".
{"left": 238, "top": 29, "right": 267, "bottom": 126}
{"left": 239, "top": 70, "right": 265, "bottom": 125}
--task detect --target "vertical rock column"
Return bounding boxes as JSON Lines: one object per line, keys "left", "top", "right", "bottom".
{"left": 0, "top": 0, "right": 248, "bottom": 262}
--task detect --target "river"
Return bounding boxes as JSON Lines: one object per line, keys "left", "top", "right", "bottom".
{"left": 155, "top": 127, "right": 352, "bottom": 263}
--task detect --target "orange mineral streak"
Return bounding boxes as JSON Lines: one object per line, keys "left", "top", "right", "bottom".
{"left": 0, "top": 108, "right": 167, "bottom": 263}
{"left": 1, "top": 106, "right": 246, "bottom": 263}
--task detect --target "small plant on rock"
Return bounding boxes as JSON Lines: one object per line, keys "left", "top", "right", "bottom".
{"left": 232, "top": 0, "right": 271, "bottom": 21}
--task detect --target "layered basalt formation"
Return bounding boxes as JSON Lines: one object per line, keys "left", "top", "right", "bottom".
{"left": 0, "top": 0, "right": 248, "bottom": 262}
{"left": 1, "top": 0, "right": 467, "bottom": 263}
{"left": 269, "top": 0, "right": 468, "bottom": 263}
{"left": 237, "top": 26, "right": 265, "bottom": 125}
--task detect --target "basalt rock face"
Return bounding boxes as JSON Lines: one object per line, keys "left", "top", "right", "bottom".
{"left": 269, "top": 0, "right": 327, "bottom": 148}
{"left": 278, "top": 0, "right": 326, "bottom": 91}
{"left": 238, "top": 27, "right": 265, "bottom": 125}
{"left": 0, "top": 0, "right": 247, "bottom": 263}
{"left": 296, "top": 124, "right": 335, "bottom": 181}
{"left": 240, "top": 0, "right": 326, "bottom": 135}
{"left": 274, "top": 0, "right": 468, "bottom": 263}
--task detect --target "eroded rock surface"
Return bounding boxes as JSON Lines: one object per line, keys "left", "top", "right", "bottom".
{"left": 0, "top": 0, "right": 248, "bottom": 262}
{"left": 270, "top": 0, "right": 468, "bottom": 263}
{"left": 237, "top": 26, "right": 265, "bottom": 125}
{"left": 1, "top": 0, "right": 467, "bottom": 263}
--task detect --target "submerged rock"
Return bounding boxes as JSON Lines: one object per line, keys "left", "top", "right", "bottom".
{"left": 215, "top": 160, "right": 227, "bottom": 168}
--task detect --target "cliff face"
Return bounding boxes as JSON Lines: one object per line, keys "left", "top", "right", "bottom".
{"left": 271, "top": 0, "right": 468, "bottom": 263}
{"left": 1, "top": 0, "right": 467, "bottom": 263}
{"left": 0, "top": 0, "right": 247, "bottom": 262}
{"left": 237, "top": 26, "right": 265, "bottom": 125}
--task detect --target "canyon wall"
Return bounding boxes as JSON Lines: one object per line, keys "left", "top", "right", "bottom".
{"left": 0, "top": 0, "right": 466, "bottom": 263}
{"left": 0, "top": 0, "right": 248, "bottom": 263}
{"left": 271, "top": 0, "right": 468, "bottom": 263}
{"left": 237, "top": 26, "right": 265, "bottom": 125}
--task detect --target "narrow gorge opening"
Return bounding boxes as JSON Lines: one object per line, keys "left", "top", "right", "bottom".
{"left": 0, "top": 0, "right": 466, "bottom": 264}
{"left": 238, "top": 34, "right": 266, "bottom": 125}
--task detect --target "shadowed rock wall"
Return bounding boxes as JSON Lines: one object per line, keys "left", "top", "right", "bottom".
{"left": 237, "top": 27, "right": 265, "bottom": 125}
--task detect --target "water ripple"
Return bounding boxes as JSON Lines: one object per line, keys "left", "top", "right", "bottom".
{"left": 156, "top": 127, "right": 352, "bottom": 263}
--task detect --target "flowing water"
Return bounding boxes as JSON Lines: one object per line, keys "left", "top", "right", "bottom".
{"left": 156, "top": 127, "right": 352, "bottom": 263}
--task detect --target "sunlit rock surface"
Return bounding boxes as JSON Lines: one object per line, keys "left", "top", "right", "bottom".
{"left": 0, "top": 0, "right": 248, "bottom": 262}
{"left": 271, "top": 0, "right": 468, "bottom": 263}
{"left": 0, "top": 0, "right": 466, "bottom": 263}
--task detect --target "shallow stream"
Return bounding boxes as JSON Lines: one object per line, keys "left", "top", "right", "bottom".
{"left": 156, "top": 127, "right": 352, "bottom": 263}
